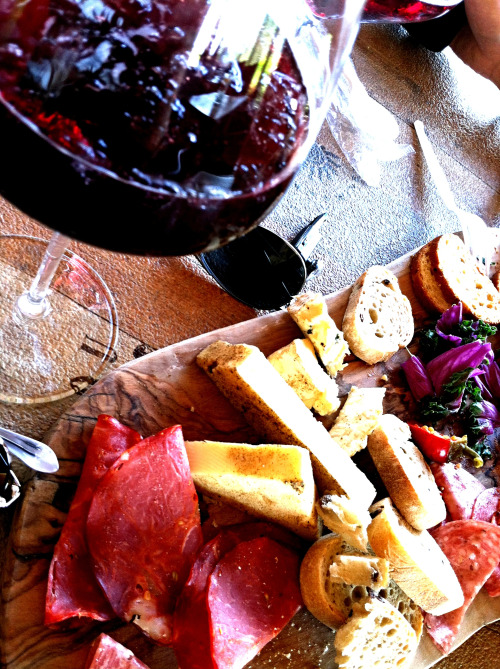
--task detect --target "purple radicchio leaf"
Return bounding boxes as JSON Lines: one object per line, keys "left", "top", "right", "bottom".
{"left": 473, "top": 374, "right": 493, "bottom": 402}
{"left": 435, "top": 303, "right": 463, "bottom": 345}
{"left": 426, "top": 340, "right": 493, "bottom": 396}
{"left": 482, "top": 360, "right": 500, "bottom": 399}
{"left": 472, "top": 399, "right": 500, "bottom": 424}
{"left": 401, "top": 354, "right": 434, "bottom": 401}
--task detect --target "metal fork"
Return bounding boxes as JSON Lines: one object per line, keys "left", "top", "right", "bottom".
{"left": 0, "top": 426, "right": 59, "bottom": 473}
{"left": 414, "top": 120, "right": 492, "bottom": 276}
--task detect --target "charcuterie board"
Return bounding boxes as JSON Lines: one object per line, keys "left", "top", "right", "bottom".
{"left": 2, "top": 243, "right": 500, "bottom": 669}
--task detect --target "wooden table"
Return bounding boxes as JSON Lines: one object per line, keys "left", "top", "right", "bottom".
{"left": 1, "top": 22, "right": 499, "bottom": 669}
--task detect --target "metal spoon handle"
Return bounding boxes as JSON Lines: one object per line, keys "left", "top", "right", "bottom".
{"left": 0, "top": 426, "right": 59, "bottom": 473}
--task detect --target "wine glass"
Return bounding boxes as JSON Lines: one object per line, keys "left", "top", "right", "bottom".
{"left": 0, "top": 0, "right": 366, "bottom": 404}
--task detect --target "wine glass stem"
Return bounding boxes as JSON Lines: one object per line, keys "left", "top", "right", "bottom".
{"left": 15, "top": 232, "right": 69, "bottom": 320}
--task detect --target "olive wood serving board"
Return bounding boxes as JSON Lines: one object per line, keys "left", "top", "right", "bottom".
{"left": 2, "top": 243, "right": 500, "bottom": 669}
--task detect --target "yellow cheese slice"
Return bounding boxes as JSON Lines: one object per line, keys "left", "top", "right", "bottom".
{"left": 268, "top": 338, "right": 340, "bottom": 416}
{"left": 185, "top": 440, "right": 320, "bottom": 541}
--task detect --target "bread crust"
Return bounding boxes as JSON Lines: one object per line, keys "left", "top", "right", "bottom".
{"left": 342, "top": 266, "right": 413, "bottom": 365}
{"left": 429, "top": 234, "right": 500, "bottom": 323}
{"left": 410, "top": 245, "right": 452, "bottom": 315}
{"left": 367, "top": 414, "right": 446, "bottom": 530}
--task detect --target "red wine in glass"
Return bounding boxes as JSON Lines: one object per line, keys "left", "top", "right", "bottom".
{"left": 0, "top": 0, "right": 364, "bottom": 403}
{"left": 0, "top": 0, "right": 310, "bottom": 255}
{"left": 308, "top": 0, "right": 462, "bottom": 22}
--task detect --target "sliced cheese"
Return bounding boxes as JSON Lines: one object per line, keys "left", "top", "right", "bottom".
{"left": 268, "top": 338, "right": 340, "bottom": 416}
{"left": 197, "top": 341, "right": 376, "bottom": 506}
{"left": 288, "top": 292, "right": 349, "bottom": 377}
{"left": 329, "top": 555, "right": 389, "bottom": 590}
{"left": 185, "top": 440, "right": 320, "bottom": 541}
{"left": 329, "top": 386, "right": 385, "bottom": 457}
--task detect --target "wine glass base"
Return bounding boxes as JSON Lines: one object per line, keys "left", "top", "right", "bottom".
{"left": 0, "top": 235, "right": 119, "bottom": 404}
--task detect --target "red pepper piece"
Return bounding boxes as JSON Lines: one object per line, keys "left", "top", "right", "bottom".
{"left": 408, "top": 423, "right": 451, "bottom": 463}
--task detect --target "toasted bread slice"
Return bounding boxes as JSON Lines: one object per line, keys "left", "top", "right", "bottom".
{"left": 185, "top": 440, "right": 320, "bottom": 541}
{"left": 317, "top": 493, "right": 371, "bottom": 551}
{"left": 300, "top": 534, "right": 423, "bottom": 637}
{"left": 430, "top": 233, "right": 500, "bottom": 323}
{"left": 329, "top": 386, "right": 386, "bottom": 457}
{"left": 410, "top": 244, "right": 452, "bottom": 315}
{"left": 287, "top": 292, "right": 349, "bottom": 376}
{"left": 367, "top": 498, "right": 464, "bottom": 615}
{"left": 329, "top": 555, "right": 389, "bottom": 589}
{"left": 197, "top": 341, "right": 376, "bottom": 505}
{"left": 268, "top": 338, "right": 340, "bottom": 416}
{"left": 367, "top": 414, "right": 446, "bottom": 530}
{"left": 334, "top": 595, "right": 418, "bottom": 669}
{"left": 342, "top": 266, "right": 414, "bottom": 365}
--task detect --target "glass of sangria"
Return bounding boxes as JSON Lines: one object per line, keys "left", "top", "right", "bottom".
{"left": 0, "top": 0, "right": 365, "bottom": 403}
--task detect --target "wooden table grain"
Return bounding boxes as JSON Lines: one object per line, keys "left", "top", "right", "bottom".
{"left": 1, "top": 22, "right": 499, "bottom": 669}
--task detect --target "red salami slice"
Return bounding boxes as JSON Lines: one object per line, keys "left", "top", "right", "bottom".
{"left": 471, "top": 487, "right": 500, "bottom": 524}
{"left": 208, "top": 536, "right": 302, "bottom": 669}
{"left": 84, "top": 633, "right": 150, "bottom": 668}
{"left": 471, "top": 488, "right": 500, "bottom": 596}
{"left": 45, "top": 415, "right": 141, "bottom": 625}
{"left": 424, "top": 520, "right": 500, "bottom": 654}
{"left": 86, "top": 425, "right": 203, "bottom": 645}
{"left": 173, "top": 521, "right": 303, "bottom": 669}
{"left": 430, "top": 462, "right": 485, "bottom": 521}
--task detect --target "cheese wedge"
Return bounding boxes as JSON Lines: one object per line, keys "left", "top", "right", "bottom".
{"left": 185, "top": 440, "right": 320, "bottom": 541}
{"left": 367, "top": 498, "right": 464, "bottom": 615}
{"left": 288, "top": 292, "right": 349, "bottom": 377}
{"left": 268, "top": 338, "right": 340, "bottom": 416}
{"left": 329, "top": 386, "right": 385, "bottom": 457}
{"left": 197, "top": 341, "right": 376, "bottom": 506}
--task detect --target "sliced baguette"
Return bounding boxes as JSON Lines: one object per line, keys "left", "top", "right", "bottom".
{"left": 329, "top": 555, "right": 389, "bottom": 589}
{"left": 299, "top": 534, "right": 423, "bottom": 637}
{"left": 197, "top": 341, "right": 376, "bottom": 504}
{"left": 367, "top": 414, "right": 446, "bottom": 530}
{"left": 316, "top": 493, "right": 371, "bottom": 552}
{"left": 334, "top": 595, "right": 418, "bottom": 669}
{"left": 367, "top": 498, "right": 464, "bottom": 615}
{"left": 342, "top": 266, "right": 414, "bottom": 365}
{"left": 329, "top": 386, "right": 386, "bottom": 457}
{"left": 185, "top": 440, "right": 320, "bottom": 541}
{"left": 410, "top": 243, "right": 452, "bottom": 315}
{"left": 267, "top": 338, "right": 340, "bottom": 416}
{"left": 430, "top": 233, "right": 500, "bottom": 323}
{"left": 287, "top": 292, "right": 349, "bottom": 376}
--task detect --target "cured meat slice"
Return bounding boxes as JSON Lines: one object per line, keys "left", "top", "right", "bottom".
{"left": 208, "top": 536, "right": 302, "bottom": 669}
{"left": 46, "top": 415, "right": 142, "bottom": 625}
{"left": 471, "top": 487, "right": 500, "bottom": 524}
{"left": 430, "top": 462, "right": 485, "bottom": 521}
{"left": 173, "top": 521, "right": 303, "bottom": 669}
{"left": 424, "top": 520, "right": 500, "bottom": 654}
{"left": 85, "top": 633, "right": 150, "bottom": 668}
{"left": 86, "top": 425, "right": 202, "bottom": 645}
{"left": 471, "top": 488, "right": 500, "bottom": 596}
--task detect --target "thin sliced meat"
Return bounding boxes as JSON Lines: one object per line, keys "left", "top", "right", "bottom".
{"left": 424, "top": 520, "right": 500, "bottom": 654}
{"left": 45, "top": 415, "right": 141, "bottom": 625}
{"left": 471, "top": 488, "right": 500, "bottom": 596}
{"left": 471, "top": 487, "right": 500, "bottom": 524}
{"left": 84, "top": 633, "right": 150, "bottom": 668}
{"left": 86, "top": 425, "right": 202, "bottom": 645}
{"left": 430, "top": 462, "right": 485, "bottom": 521}
{"left": 173, "top": 521, "right": 303, "bottom": 669}
{"left": 208, "top": 536, "right": 302, "bottom": 669}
